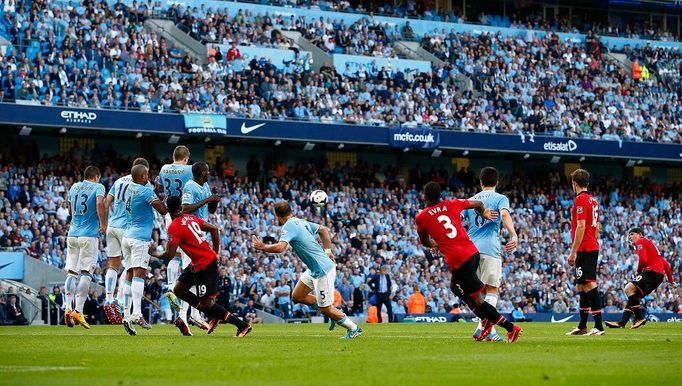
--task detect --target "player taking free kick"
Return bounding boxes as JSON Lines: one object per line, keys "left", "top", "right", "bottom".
{"left": 416, "top": 182, "right": 522, "bottom": 343}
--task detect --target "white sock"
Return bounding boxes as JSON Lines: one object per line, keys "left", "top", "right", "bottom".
{"left": 190, "top": 306, "right": 203, "bottom": 321}
{"left": 131, "top": 277, "right": 145, "bottom": 318}
{"left": 105, "top": 268, "right": 118, "bottom": 303}
{"left": 75, "top": 274, "right": 92, "bottom": 313}
{"left": 337, "top": 315, "right": 358, "bottom": 331}
{"left": 116, "top": 271, "right": 127, "bottom": 305}
{"left": 180, "top": 297, "right": 190, "bottom": 322}
{"left": 167, "top": 257, "right": 181, "bottom": 287}
{"left": 485, "top": 293, "right": 499, "bottom": 335}
{"left": 64, "top": 273, "right": 77, "bottom": 310}
{"left": 123, "top": 280, "right": 132, "bottom": 317}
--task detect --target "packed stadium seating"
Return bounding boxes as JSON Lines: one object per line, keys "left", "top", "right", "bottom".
{"left": 0, "top": 0, "right": 679, "bottom": 143}
{"left": 1, "top": 152, "right": 680, "bottom": 320}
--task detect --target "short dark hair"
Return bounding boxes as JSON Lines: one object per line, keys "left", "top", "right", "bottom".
{"left": 192, "top": 161, "right": 208, "bottom": 178}
{"left": 131, "top": 164, "right": 147, "bottom": 180}
{"left": 167, "top": 196, "right": 181, "bottom": 214}
{"left": 479, "top": 167, "right": 498, "bottom": 187}
{"left": 173, "top": 145, "right": 190, "bottom": 161}
{"left": 628, "top": 227, "right": 643, "bottom": 236}
{"left": 423, "top": 181, "right": 442, "bottom": 203}
{"left": 84, "top": 165, "right": 100, "bottom": 180}
{"left": 571, "top": 169, "right": 590, "bottom": 188}
{"left": 274, "top": 201, "right": 291, "bottom": 217}
{"left": 132, "top": 157, "right": 149, "bottom": 168}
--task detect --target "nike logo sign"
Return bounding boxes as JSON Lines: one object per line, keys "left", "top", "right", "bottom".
{"left": 240, "top": 122, "right": 265, "bottom": 134}
{"left": 551, "top": 315, "right": 574, "bottom": 323}
{"left": 0, "top": 262, "right": 13, "bottom": 271}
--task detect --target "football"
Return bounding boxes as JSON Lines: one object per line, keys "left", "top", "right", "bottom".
{"left": 309, "top": 189, "right": 328, "bottom": 208}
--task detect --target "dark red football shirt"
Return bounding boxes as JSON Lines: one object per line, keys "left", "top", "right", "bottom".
{"left": 167, "top": 214, "right": 216, "bottom": 271}
{"left": 635, "top": 237, "right": 674, "bottom": 284}
{"left": 571, "top": 191, "right": 600, "bottom": 252}
{"left": 416, "top": 199, "right": 479, "bottom": 270}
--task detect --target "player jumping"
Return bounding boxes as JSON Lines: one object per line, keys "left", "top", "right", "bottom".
{"left": 252, "top": 201, "right": 363, "bottom": 339}
{"left": 64, "top": 166, "right": 107, "bottom": 329}
{"left": 416, "top": 182, "right": 522, "bottom": 343}
{"left": 566, "top": 169, "right": 604, "bottom": 336}
{"left": 606, "top": 227, "right": 675, "bottom": 329}
{"left": 466, "top": 167, "right": 518, "bottom": 342}
{"left": 158, "top": 146, "right": 203, "bottom": 329}
{"left": 148, "top": 196, "right": 252, "bottom": 337}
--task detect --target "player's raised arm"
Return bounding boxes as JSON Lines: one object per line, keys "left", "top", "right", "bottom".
{"left": 208, "top": 186, "right": 220, "bottom": 214}
{"left": 199, "top": 220, "right": 220, "bottom": 254}
{"left": 181, "top": 193, "right": 220, "bottom": 214}
{"left": 252, "top": 235, "right": 288, "bottom": 254}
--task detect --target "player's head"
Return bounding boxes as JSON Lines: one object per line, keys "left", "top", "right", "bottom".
{"left": 479, "top": 167, "right": 498, "bottom": 189}
{"left": 173, "top": 145, "right": 190, "bottom": 164}
{"left": 274, "top": 201, "right": 292, "bottom": 225}
{"left": 166, "top": 195, "right": 182, "bottom": 219}
{"left": 83, "top": 165, "right": 100, "bottom": 182}
{"left": 132, "top": 157, "right": 149, "bottom": 169}
{"left": 422, "top": 181, "right": 442, "bottom": 205}
{"left": 192, "top": 161, "right": 209, "bottom": 181}
{"left": 628, "top": 226, "right": 644, "bottom": 243}
{"left": 131, "top": 164, "right": 148, "bottom": 185}
{"left": 570, "top": 168, "right": 590, "bottom": 193}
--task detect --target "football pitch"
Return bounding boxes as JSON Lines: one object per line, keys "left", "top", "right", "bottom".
{"left": 1, "top": 323, "right": 681, "bottom": 386}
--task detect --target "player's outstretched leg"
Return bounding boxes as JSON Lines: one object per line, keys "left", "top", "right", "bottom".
{"left": 457, "top": 283, "right": 521, "bottom": 343}
{"left": 322, "top": 307, "right": 362, "bottom": 340}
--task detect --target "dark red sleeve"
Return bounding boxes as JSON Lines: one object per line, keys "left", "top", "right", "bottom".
{"left": 636, "top": 239, "right": 647, "bottom": 273}
{"left": 663, "top": 259, "right": 674, "bottom": 285}
{"left": 574, "top": 195, "right": 587, "bottom": 221}
{"left": 167, "top": 222, "right": 180, "bottom": 248}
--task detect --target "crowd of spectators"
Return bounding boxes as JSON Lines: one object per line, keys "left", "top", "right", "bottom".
{"left": 0, "top": 0, "right": 680, "bottom": 144}
{"left": 1, "top": 147, "right": 680, "bottom": 324}
{"left": 422, "top": 30, "right": 681, "bottom": 143}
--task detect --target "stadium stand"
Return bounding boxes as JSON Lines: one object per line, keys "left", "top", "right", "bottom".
{"left": 1, "top": 152, "right": 680, "bottom": 321}
{"left": 0, "top": 0, "right": 679, "bottom": 143}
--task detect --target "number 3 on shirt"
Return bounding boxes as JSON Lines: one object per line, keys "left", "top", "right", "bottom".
{"left": 437, "top": 215, "right": 457, "bottom": 239}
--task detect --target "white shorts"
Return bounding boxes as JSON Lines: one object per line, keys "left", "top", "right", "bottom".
{"left": 66, "top": 236, "right": 98, "bottom": 274}
{"left": 300, "top": 269, "right": 336, "bottom": 308}
{"left": 106, "top": 227, "right": 125, "bottom": 258}
{"left": 181, "top": 249, "right": 191, "bottom": 269}
{"left": 122, "top": 238, "right": 151, "bottom": 270}
{"left": 476, "top": 254, "right": 502, "bottom": 287}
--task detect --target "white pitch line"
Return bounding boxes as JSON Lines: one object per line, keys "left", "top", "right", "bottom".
{"left": 0, "top": 365, "right": 85, "bottom": 372}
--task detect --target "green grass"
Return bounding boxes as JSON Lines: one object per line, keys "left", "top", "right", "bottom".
{"left": 1, "top": 323, "right": 681, "bottom": 386}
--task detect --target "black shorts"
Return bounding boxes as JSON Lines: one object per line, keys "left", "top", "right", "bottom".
{"left": 177, "top": 260, "right": 219, "bottom": 299}
{"left": 574, "top": 250, "right": 598, "bottom": 284}
{"left": 450, "top": 253, "right": 485, "bottom": 299}
{"left": 631, "top": 271, "right": 664, "bottom": 296}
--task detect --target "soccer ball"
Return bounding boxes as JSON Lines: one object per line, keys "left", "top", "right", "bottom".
{"left": 309, "top": 189, "right": 328, "bottom": 208}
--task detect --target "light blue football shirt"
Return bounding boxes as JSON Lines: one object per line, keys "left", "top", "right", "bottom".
{"left": 124, "top": 182, "right": 159, "bottom": 242}
{"left": 68, "top": 180, "right": 105, "bottom": 238}
{"left": 159, "top": 164, "right": 193, "bottom": 200}
{"left": 182, "top": 179, "right": 211, "bottom": 221}
{"left": 465, "top": 190, "right": 511, "bottom": 258}
{"left": 108, "top": 176, "right": 153, "bottom": 229}
{"left": 279, "top": 217, "right": 334, "bottom": 279}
